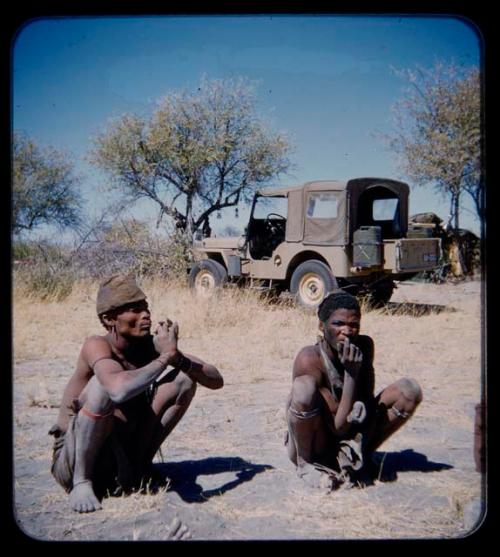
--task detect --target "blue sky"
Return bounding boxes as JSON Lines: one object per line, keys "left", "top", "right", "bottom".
{"left": 12, "top": 15, "right": 482, "bottom": 238}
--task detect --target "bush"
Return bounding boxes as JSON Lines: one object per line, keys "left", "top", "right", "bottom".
{"left": 13, "top": 220, "right": 190, "bottom": 301}
{"left": 13, "top": 240, "right": 75, "bottom": 301}
{"left": 17, "top": 264, "right": 75, "bottom": 302}
{"left": 71, "top": 220, "right": 190, "bottom": 282}
{"left": 13, "top": 241, "right": 39, "bottom": 261}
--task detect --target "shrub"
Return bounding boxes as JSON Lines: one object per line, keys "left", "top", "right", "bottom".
{"left": 13, "top": 220, "right": 190, "bottom": 301}
{"left": 13, "top": 240, "right": 75, "bottom": 301}
{"left": 71, "top": 220, "right": 190, "bottom": 283}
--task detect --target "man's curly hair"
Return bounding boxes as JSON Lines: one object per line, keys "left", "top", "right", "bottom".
{"left": 317, "top": 290, "right": 360, "bottom": 322}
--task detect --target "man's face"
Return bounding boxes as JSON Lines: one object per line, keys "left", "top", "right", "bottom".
{"left": 320, "top": 308, "right": 361, "bottom": 351}
{"left": 105, "top": 300, "right": 152, "bottom": 338}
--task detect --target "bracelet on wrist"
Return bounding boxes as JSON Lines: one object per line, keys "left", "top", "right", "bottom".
{"left": 157, "top": 355, "right": 169, "bottom": 368}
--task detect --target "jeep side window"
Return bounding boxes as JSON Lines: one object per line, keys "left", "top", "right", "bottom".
{"left": 306, "top": 193, "right": 339, "bottom": 219}
{"left": 357, "top": 187, "right": 402, "bottom": 239}
{"left": 372, "top": 197, "right": 401, "bottom": 237}
{"left": 372, "top": 198, "right": 398, "bottom": 221}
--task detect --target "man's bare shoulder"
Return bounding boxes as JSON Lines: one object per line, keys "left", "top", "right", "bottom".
{"left": 80, "top": 335, "right": 113, "bottom": 365}
{"left": 84, "top": 333, "right": 108, "bottom": 341}
{"left": 82, "top": 334, "right": 111, "bottom": 349}
{"left": 296, "top": 344, "right": 321, "bottom": 362}
{"left": 293, "top": 345, "right": 322, "bottom": 378}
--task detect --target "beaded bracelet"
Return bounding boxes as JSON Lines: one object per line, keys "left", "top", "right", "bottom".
{"left": 156, "top": 355, "right": 170, "bottom": 368}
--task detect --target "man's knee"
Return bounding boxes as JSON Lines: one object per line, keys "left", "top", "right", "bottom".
{"left": 396, "top": 377, "right": 423, "bottom": 405}
{"left": 79, "top": 376, "right": 114, "bottom": 414}
{"left": 291, "top": 375, "right": 318, "bottom": 411}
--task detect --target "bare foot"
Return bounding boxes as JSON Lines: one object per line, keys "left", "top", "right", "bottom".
{"left": 133, "top": 516, "right": 192, "bottom": 541}
{"left": 69, "top": 480, "right": 102, "bottom": 513}
{"left": 166, "top": 517, "right": 192, "bottom": 540}
{"left": 296, "top": 462, "right": 337, "bottom": 491}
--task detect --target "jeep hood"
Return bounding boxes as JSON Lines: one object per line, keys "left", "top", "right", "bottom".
{"left": 195, "top": 236, "right": 242, "bottom": 249}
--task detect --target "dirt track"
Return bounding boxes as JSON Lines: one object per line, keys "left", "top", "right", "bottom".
{"left": 13, "top": 280, "right": 486, "bottom": 541}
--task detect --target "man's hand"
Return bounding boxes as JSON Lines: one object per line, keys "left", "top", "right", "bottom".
{"left": 153, "top": 319, "right": 180, "bottom": 365}
{"left": 337, "top": 337, "right": 363, "bottom": 379}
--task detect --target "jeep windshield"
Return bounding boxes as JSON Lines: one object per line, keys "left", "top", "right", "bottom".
{"left": 251, "top": 194, "right": 288, "bottom": 219}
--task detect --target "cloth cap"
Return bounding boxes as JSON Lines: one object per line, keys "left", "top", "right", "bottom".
{"left": 96, "top": 274, "right": 147, "bottom": 315}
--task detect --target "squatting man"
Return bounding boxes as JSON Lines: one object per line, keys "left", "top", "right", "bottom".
{"left": 49, "top": 274, "right": 223, "bottom": 514}
{"left": 285, "top": 290, "right": 423, "bottom": 489}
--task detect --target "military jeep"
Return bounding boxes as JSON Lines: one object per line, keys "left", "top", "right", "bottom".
{"left": 188, "top": 177, "right": 441, "bottom": 308}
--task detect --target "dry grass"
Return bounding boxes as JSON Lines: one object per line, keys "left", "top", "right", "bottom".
{"left": 13, "top": 278, "right": 321, "bottom": 393}
{"left": 12, "top": 278, "right": 484, "bottom": 540}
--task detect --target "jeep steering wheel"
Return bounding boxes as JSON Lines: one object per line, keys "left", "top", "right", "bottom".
{"left": 265, "top": 213, "right": 286, "bottom": 224}
{"left": 263, "top": 213, "right": 286, "bottom": 242}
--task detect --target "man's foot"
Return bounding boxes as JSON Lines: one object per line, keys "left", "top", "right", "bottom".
{"left": 296, "top": 462, "right": 342, "bottom": 491}
{"left": 166, "top": 517, "right": 192, "bottom": 540}
{"left": 69, "top": 480, "right": 102, "bottom": 513}
{"left": 134, "top": 516, "right": 192, "bottom": 541}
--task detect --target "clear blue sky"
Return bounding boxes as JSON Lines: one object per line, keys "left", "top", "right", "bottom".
{"left": 12, "top": 14, "right": 482, "bottom": 238}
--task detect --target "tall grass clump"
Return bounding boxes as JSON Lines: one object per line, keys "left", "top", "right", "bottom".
{"left": 71, "top": 219, "right": 190, "bottom": 285}
{"left": 13, "top": 218, "right": 191, "bottom": 302}
{"left": 13, "top": 240, "right": 75, "bottom": 302}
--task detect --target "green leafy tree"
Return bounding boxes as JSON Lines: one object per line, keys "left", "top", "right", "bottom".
{"left": 387, "top": 62, "right": 482, "bottom": 231}
{"left": 12, "top": 132, "right": 82, "bottom": 235}
{"left": 90, "top": 77, "right": 293, "bottom": 240}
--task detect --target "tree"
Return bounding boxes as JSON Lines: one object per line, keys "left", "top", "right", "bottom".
{"left": 90, "top": 77, "right": 293, "bottom": 240}
{"left": 12, "top": 132, "right": 82, "bottom": 235}
{"left": 387, "top": 62, "right": 482, "bottom": 231}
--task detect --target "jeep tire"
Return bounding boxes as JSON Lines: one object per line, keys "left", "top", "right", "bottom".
{"left": 290, "top": 260, "right": 338, "bottom": 309}
{"left": 188, "top": 259, "right": 227, "bottom": 297}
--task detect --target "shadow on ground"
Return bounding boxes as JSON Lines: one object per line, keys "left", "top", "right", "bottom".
{"left": 264, "top": 293, "right": 455, "bottom": 316}
{"left": 150, "top": 456, "right": 274, "bottom": 503}
{"left": 376, "top": 449, "right": 454, "bottom": 474}
{"left": 370, "top": 301, "right": 455, "bottom": 316}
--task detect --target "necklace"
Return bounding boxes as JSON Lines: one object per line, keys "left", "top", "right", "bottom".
{"left": 318, "top": 339, "right": 344, "bottom": 401}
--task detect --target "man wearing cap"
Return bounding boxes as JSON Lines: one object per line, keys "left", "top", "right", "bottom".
{"left": 49, "top": 274, "right": 223, "bottom": 513}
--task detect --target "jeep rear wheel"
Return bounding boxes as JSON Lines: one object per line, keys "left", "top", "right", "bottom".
{"left": 188, "top": 260, "right": 227, "bottom": 298}
{"left": 290, "top": 260, "right": 338, "bottom": 309}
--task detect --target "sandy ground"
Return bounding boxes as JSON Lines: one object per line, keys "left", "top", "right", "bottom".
{"left": 12, "top": 279, "right": 486, "bottom": 541}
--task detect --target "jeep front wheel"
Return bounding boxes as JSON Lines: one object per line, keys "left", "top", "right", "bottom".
{"left": 290, "top": 260, "right": 338, "bottom": 309}
{"left": 188, "top": 260, "right": 227, "bottom": 297}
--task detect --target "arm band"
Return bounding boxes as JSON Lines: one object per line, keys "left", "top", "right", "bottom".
{"left": 156, "top": 355, "right": 170, "bottom": 368}
{"left": 80, "top": 406, "right": 114, "bottom": 420}
{"left": 288, "top": 406, "right": 321, "bottom": 420}
{"left": 390, "top": 406, "right": 411, "bottom": 419}
{"left": 90, "top": 356, "right": 115, "bottom": 369}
